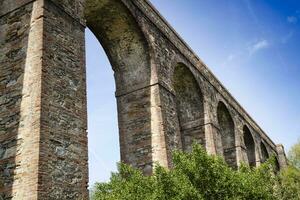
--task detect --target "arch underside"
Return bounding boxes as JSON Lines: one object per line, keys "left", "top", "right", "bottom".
{"left": 261, "top": 142, "right": 269, "bottom": 163}
{"left": 85, "top": 0, "right": 150, "bottom": 93}
{"left": 173, "top": 64, "right": 205, "bottom": 152}
{"left": 243, "top": 126, "right": 256, "bottom": 167}
{"left": 217, "top": 102, "right": 237, "bottom": 168}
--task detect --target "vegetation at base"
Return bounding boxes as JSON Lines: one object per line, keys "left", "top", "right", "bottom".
{"left": 91, "top": 140, "right": 300, "bottom": 200}
{"left": 279, "top": 138, "right": 300, "bottom": 200}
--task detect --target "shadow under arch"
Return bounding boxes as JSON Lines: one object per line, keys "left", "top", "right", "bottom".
{"left": 217, "top": 101, "right": 237, "bottom": 168}
{"left": 85, "top": 0, "right": 153, "bottom": 172}
{"left": 260, "top": 141, "right": 269, "bottom": 163}
{"left": 172, "top": 63, "right": 205, "bottom": 152}
{"left": 243, "top": 125, "right": 256, "bottom": 167}
{"left": 274, "top": 156, "right": 280, "bottom": 171}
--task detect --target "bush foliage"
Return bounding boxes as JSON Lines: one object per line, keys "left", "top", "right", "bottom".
{"left": 279, "top": 139, "right": 300, "bottom": 200}
{"left": 91, "top": 143, "right": 300, "bottom": 200}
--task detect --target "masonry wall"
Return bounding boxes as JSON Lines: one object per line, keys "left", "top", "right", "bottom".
{"left": 0, "top": 1, "right": 39, "bottom": 199}
{"left": 38, "top": 0, "right": 88, "bottom": 199}
{"left": 0, "top": 0, "right": 88, "bottom": 199}
{"left": 122, "top": 0, "right": 287, "bottom": 168}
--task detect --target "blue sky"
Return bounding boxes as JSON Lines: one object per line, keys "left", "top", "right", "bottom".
{"left": 86, "top": 0, "right": 300, "bottom": 186}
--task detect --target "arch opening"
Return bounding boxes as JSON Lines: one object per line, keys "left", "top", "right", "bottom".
{"left": 173, "top": 63, "right": 205, "bottom": 152}
{"left": 243, "top": 126, "right": 256, "bottom": 167}
{"left": 86, "top": 28, "right": 119, "bottom": 185}
{"left": 217, "top": 102, "right": 237, "bottom": 168}
{"left": 84, "top": 0, "right": 153, "bottom": 184}
{"left": 260, "top": 141, "right": 269, "bottom": 163}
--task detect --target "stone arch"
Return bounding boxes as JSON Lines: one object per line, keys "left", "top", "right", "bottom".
{"left": 260, "top": 141, "right": 269, "bottom": 163}
{"left": 85, "top": 0, "right": 154, "bottom": 171}
{"left": 217, "top": 101, "right": 237, "bottom": 168}
{"left": 243, "top": 125, "right": 256, "bottom": 167}
{"left": 172, "top": 63, "right": 205, "bottom": 152}
{"left": 85, "top": 0, "right": 151, "bottom": 93}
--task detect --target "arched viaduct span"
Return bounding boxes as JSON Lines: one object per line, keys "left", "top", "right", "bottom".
{"left": 0, "top": 0, "right": 287, "bottom": 199}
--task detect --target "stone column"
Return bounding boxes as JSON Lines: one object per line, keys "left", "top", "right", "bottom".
{"left": 1, "top": 0, "right": 88, "bottom": 199}
{"left": 116, "top": 83, "right": 169, "bottom": 173}
{"left": 203, "top": 97, "right": 218, "bottom": 156}
{"left": 154, "top": 83, "right": 182, "bottom": 167}
{"left": 235, "top": 125, "right": 245, "bottom": 168}
{"left": 1, "top": 1, "right": 44, "bottom": 199}
{"left": 276, "top": 144, "right": 288, "bottom": 169}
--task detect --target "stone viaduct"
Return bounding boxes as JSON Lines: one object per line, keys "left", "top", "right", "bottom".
{"left": 0, "top": 0, "right": 287, "bottom": 199}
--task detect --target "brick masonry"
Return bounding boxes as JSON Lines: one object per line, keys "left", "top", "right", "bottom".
{"left": 0, "top": 0, "right": 288, "bottom": 199}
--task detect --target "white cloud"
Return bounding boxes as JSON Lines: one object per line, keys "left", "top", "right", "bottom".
{"left": 223, "top": 39, "right": 270, "bottom": 66}
{"left": 287, "top": 16, "right": 298, "bottom": 24}
{"left": 248, "top": 39, "right": 270, "bottom": 55}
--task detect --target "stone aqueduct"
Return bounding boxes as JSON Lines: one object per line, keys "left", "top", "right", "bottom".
{"left": 0, "top": 0, "right": 287, "bottom": 199}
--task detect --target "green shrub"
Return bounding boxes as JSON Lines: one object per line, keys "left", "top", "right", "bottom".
{"left": 91, "top": 143, "right": 300, "bottom": 200}
{"left": 279, "top": 139, "right": 300, "bottom": 200}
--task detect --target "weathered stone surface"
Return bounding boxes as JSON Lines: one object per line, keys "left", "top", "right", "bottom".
{"left": 0, "top": 1, "right": 34, "bottom": 199}
{"left": 38, "top": 0, "right": 88, "bottom": 199}
{"left": 0, "top": 0, "right": 288, "bottom": 199}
